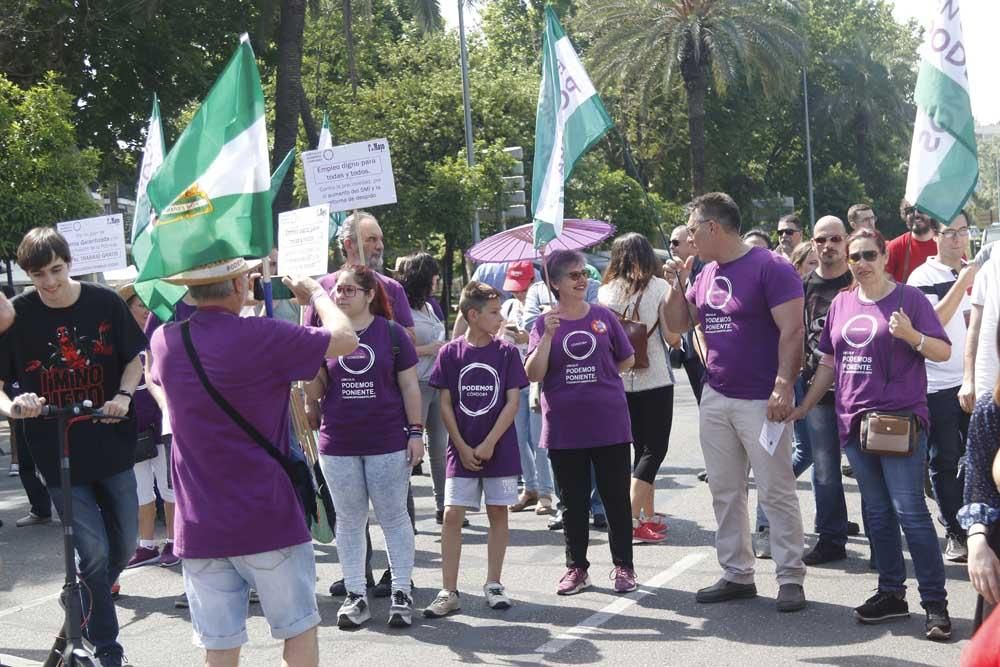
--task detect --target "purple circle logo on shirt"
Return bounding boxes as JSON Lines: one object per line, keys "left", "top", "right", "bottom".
{"left": 706, "top": 276, "right": 734, "bottom": 310}
{"left": 841, "top": 314, "right": 879, "bottom": 349}
{"left": 338, "top": 343, "right": 376, "bottom": 375}
{"left": 458, "top": 363, "right": 501, "bottom": 417}
{"left": 562, "top": 330, "right": 597, "bottom": 361}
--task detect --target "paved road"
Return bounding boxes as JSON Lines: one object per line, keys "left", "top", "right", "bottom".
{"left": 0, "top": 376, "right": 976, "bottom": 666}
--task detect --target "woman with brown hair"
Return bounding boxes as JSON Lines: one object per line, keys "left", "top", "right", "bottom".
{"left": 598, "top": 233, "right": 681, "bottom": 543}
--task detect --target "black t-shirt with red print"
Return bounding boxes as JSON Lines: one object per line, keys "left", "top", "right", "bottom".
{"left": 0, "top": 283, "right": 147, "bottom": 485}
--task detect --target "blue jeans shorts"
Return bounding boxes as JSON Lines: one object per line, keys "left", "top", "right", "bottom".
{"left": 182, "top": 541, "right": 320, "bottom": 650}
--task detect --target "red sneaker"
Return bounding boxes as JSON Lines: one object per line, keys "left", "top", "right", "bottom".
{"left": 633, "top": 522, "right": 667, "bottom": 544}
{"left": 111, "top": 581, "right": 121, "bottom": 599}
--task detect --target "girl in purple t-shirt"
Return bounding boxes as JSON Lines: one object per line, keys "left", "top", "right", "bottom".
{"left": 789, "top": 228, "right": 953, "bottom": 639}
{"left": 307, "top": 265, "right": 425, "bottom": 630}
{"left": 526, "top": 250, "right": 637, "bottom": 597}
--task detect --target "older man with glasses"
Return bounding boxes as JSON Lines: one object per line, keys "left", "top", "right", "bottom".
{"left": 776, "top": 214, "right": 804, "bottom": 261}
{"left": 907, "top": 210, "right": 979, "bottom": 563}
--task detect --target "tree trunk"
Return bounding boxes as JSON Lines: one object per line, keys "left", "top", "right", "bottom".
{"left": 343, "top": 0, "right": 359, "bottom": 97}
{"left": 272, "top": 0, "right": 307, "bottom": 220}
{"left": 299, "top": 81, "right": 319, "bottom": 148}
{"left": 684, "top": 73, "right": 707, "bottom": 197}
{"left": 442, "top": 233, "right": 454, "bottom": 328}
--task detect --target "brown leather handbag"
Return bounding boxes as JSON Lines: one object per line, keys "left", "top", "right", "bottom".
{"left": 615, "top": 290, "right": 658, "bottom": 370}
{"left": 860, "top": 411, "right": 917, "bottom": 456}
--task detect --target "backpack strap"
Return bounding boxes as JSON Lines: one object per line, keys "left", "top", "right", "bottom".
{"left": 387, "top": 318, "right": 401, "bottom": 357}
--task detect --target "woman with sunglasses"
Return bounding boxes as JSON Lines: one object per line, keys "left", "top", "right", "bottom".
{"left": 789, "top": 228, "right": 953, "bottom": 640}
{"left": 526, "top": 250, "right": 637, "bottom": 596}
{"left": 307, "top": 265, "right": 425, "bottom": 629}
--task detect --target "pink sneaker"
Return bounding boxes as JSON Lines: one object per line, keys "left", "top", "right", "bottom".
{"left": 125, "top": 545, "right": 160, "bottom": 569}
{"left": 612, "top": 566, "right": 638, "bottom": 593}
{"left": 159, "top": 541, "right": 181, "bottom": 567}
{"left": 556, "top": 567, "right": 591, "bottom": 596}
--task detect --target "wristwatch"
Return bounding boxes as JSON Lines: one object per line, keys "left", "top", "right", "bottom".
{"left": 116, "top": 389, "right": 134, "bottom": 402}
{"left": 914, "top": 334, "right": 926, "bottom": 353}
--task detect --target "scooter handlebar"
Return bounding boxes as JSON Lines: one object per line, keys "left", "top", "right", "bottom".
{"left": 12, "top": 400, "right": 117, "bottom": 420}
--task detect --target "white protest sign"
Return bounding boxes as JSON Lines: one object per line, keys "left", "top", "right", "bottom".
{"left": 301, "top": 138, "right": 397, "bottom": 211}
{"left": 278, "top": 204, "right": 331, "bottom": 277}
{"left": 57, "top": 214, "right": 127, "bottom": 276}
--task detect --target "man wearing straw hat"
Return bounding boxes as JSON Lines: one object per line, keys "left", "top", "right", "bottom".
{"left": 148, "top": 256, "right": 357, "bottom": 667}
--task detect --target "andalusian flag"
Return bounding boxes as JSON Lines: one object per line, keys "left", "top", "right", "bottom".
{"left": 138, "top": 34, "right": 272, "bottom": 282}
{"left": 531, "top": 6, "right": 613, "bottom": 249}
{"left": 904, "top": 0, "right": 978, "bottom": 223}
{"left": 130, "top": 96, "right": 186, "bottom": 321}
{"left": 317, "top": 111, "right": 347, "bottom": 240}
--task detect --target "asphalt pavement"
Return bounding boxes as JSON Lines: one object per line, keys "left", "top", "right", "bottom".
{"left": 0, "top": 375, "right": 976, "bottom": 666}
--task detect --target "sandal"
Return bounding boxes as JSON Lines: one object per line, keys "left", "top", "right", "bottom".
{"left": 509, "top": 491, "right": 539, "bottom": 512}
{"left": 535, "top": 495, "right": 555, "bottom": 515}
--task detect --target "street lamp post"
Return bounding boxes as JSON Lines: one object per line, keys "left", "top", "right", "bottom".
{"left": 803, "top": 69, "right": 816, "bottom": 231}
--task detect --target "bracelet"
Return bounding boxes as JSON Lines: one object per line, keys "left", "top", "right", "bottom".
{"left": 914, "top": 333, "right": 926, "bottom": 353}
{"left": 968, "top": 530, "right": 989, "bottom": 538}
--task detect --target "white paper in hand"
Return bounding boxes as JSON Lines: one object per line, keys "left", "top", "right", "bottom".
{"left": 759, "top": 420, "right": 786, "bottom": 457}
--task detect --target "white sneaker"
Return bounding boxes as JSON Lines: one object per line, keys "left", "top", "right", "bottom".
{"left": 388, "top": 590, "right": 413, "bottom": 627}
{"left": 423, "top": 589, "right": 461, "bottom": 618}
{"left": 484, "top": 582, "right": 511, "bottom": 610}
{"left": 337, "top": 592, "right": 371, "bottom": 629}
{"left": 8, "top": 463, "right": 18, "bottom": 477}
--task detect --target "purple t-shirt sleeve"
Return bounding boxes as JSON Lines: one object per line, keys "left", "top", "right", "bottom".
{"left": 604, "top": 309, "right": 635, "bottom": 362}
{"left": 764, "top": 255, "right": 805, "bottom": 309}
{"left": 393, "top": 322, "right": 419, "bottom": 373}
{"left": 686, "top": 269, "right": 704, "bottom": 305}
{"left": 385, "top": 280, "right": 415, "bottom": 328}
{"left": 906, "top": 285, "right": 950, "bottom": 345}
{"left": 503, "top": 342, "right": 530, "bottom": 389}
{"left": 526, "top": 315, "right": 545, "bottom": 357}
{"left": 428, "top": 343, "right": 448, "bottom": 389}
{"left": 263, "top": 318, "right": 331, "bottom": 382}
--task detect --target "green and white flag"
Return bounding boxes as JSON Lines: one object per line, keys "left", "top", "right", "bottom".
{"left": 531, "top": 6, "right": 613, "bottom": 249}
{"left": 904, "top": 0, "right": 978, "bottom": 223}
{"left": 317, "top": 110, "right": 348, "bottom": 240}
{"left": 131, "top": 96, "right": 186, "bottom": 321}
{"left": 138, "top": 34, "right": 272, "bottom": 282}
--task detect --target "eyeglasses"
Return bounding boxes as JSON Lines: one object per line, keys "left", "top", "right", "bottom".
{"left": 939, "top": 228, "right": 971, "bottom": 240}
{"left": 334, "top": 285, "right": 370, "bottom": 297}
{"left": 903, "top": 206, "right": 930, "bottom": 220}
{"left": 777, "top": 228, "right": 799, "bottom": 236}
{"left": 813, "top": 235, "right": 844, "bottom": 245}
{"left": 686, "top": 218, "right": 713, "bottom": 236}
{"left": 564, "top": 270, "right": 589, "bottom": 282}
{"left": 847, "top": 250, "right": 880, "bottom": 264}
{"left": 670, "top": 239, "right": 682, "bottom": 247}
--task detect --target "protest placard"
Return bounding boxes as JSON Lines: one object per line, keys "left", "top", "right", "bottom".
{"left": 301, "top": 138, "right": 397, "bottom": 211}
{"left": 278, "top": 204, "right": 331, "bottom": 277}
{"left": 56, "top": 214, "right": 127, "bottom": 276}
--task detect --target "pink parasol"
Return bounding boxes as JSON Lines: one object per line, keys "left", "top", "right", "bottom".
{"left": 465, "top": 219, "right": 616, "bottom": 263}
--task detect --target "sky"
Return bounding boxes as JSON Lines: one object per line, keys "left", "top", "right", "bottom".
{"left": 443, "top": 0, "right": 999, "bottom": 125}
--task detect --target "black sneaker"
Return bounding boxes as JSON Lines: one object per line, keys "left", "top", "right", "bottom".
{"left": 435, "top": 510, "right": 469, "bottom": 527}
{"left": 372, "top": 569, "right": 414, "bottom": 598}
{"left": 847, "top": 521, "right": 861, "bottom": 536}
{"left": 330, "top": 575, "right": 376, "bottom": 597}
{"left": 592, "top": 513, "right": 608, "bottom": 529}
{"left": 548, "top": 516, "right": 564, "bottom": 531}
{"left": 923, "top": 600, "right": 952, "bottom": 641}
{"left": 802, "top": 540, "right": 847, "bottom": 566}
{"left": 174, "top": 592, "right": 189, "bottom": 609}
{"left": 854, "top": 591, "right": 909, "bottom": 624}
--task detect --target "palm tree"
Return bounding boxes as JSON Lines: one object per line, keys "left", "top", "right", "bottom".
{"left": 578, "top": 0, "right": 805, "bottom": 196}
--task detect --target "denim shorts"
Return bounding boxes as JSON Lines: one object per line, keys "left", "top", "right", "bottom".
{"left": 182, "top": 541, "right": 319, "bottom": 650}
{"left": 445, "top": 475, "right": 519, "bottom": 511}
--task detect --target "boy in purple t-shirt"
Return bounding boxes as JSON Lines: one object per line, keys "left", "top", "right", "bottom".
{"left": 424, "top": 282, "right": 528, "bottom": 618}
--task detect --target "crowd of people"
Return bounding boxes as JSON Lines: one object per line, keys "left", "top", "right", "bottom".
{"left": 0, "top": 193, "right": 998, "bottom": 666}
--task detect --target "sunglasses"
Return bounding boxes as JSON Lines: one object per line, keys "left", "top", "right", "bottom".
{"left": 847, "top": 250, "right": 880, "bottom": 264}
{"left": 670, "top": 239, "right": 682, "bottom": 247}
{"left": 939, "top": 228, "right": 970, "bottom": 240}
{"left": 563, "top": 270, "right": 589, "bottom": 282}
{"left": 777, "top": 228, "right": 799, "bottom": 236}
{"left": 334, "top": 284, "right": 370, "bottom": 297}
{"left": 813, "top": 235, "right": 844, "bottom": 245}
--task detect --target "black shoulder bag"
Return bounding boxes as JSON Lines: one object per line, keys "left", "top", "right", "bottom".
{"left": 180, "top": 320, "right": 317, "bottom": 528}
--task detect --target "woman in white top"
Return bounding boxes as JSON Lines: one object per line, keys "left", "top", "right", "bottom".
{"left": 398, "top": 253, "right": 450, "bottom": 521}
{"left": 598, "top": 233, "right": 681, "bottom": 544}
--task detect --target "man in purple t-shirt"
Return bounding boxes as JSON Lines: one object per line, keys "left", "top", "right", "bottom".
{"left": 148, "top": 256, "right": 358, "bottom": 666}
{"left": 665, "top": 192, "right": 807, "bottom": 612}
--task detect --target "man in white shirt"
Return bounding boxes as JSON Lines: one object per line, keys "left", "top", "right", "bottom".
{"left": 907, "top": 211, "right": 978, "bottom": 562}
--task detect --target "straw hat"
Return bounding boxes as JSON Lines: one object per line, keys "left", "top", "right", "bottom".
{"left": 116, "top": 282, "right": 137, "bottom": 303}
{"left": 164, "top": 257, "right": 263, "bottom": 286}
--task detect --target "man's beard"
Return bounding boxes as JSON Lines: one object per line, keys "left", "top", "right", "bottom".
{"left": 911, "top": 219, "right": 932, "bottom": 235}
{"left": 367, "top": 253, "right": 384, "bottom": 271}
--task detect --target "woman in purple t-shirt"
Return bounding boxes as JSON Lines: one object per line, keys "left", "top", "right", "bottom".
{"left": 790, "top": 228, "right": 953, "bottom": 640}
{"left": 307, "top": 265, "right": 426, "bottom": 629}
{"left": 526, "top": 250, "right": 637, "bottom": 596}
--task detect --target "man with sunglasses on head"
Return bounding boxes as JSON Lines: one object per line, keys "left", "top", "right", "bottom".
{"left": 886, "top": 200, "right": 940, "bottom": 283}
{"left": 776, "top": 214, "right": 804, "bottom": 261}
{"left": 907, "top": 210, "right": 979, "bottom": 564}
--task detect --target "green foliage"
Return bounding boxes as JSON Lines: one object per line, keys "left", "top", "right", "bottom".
{"left": 812, "top": 163, "right": 867, "bottom": 227}
{"left": 0, "top": 73, "right": 100, "bottom": 259}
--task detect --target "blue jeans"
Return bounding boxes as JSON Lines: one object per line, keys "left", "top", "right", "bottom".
{"left": 47, "top": 468, "right": 138, "bottom": 659}
{"left": 844, "top": 432, "right": 947, "bottom": 603}
{"left": 514, "top": 388, "right": 554, "bottom": 496}
{"left": 756, "top": 377, "right": 813, "bottom": 529}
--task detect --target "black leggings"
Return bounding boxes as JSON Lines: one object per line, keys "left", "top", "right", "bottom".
{"left": 548, "top": 444, "right": 633, "bottom": 570}
{"left": 627, "top": 385, "right": 674, "bottom": 484}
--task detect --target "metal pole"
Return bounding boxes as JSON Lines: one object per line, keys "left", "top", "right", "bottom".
{"left": 458, "top": 0, "right": 480, "bottom": 243}
{"left": 995, "top": 158, "right": 999, "bottom": 221}
{"left": 803, "top": 69, "right": 816, "bottom": 232}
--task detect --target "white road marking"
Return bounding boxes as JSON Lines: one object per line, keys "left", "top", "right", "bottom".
{"left": 535, "top": 551, "right": 709, "bottom": 655}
